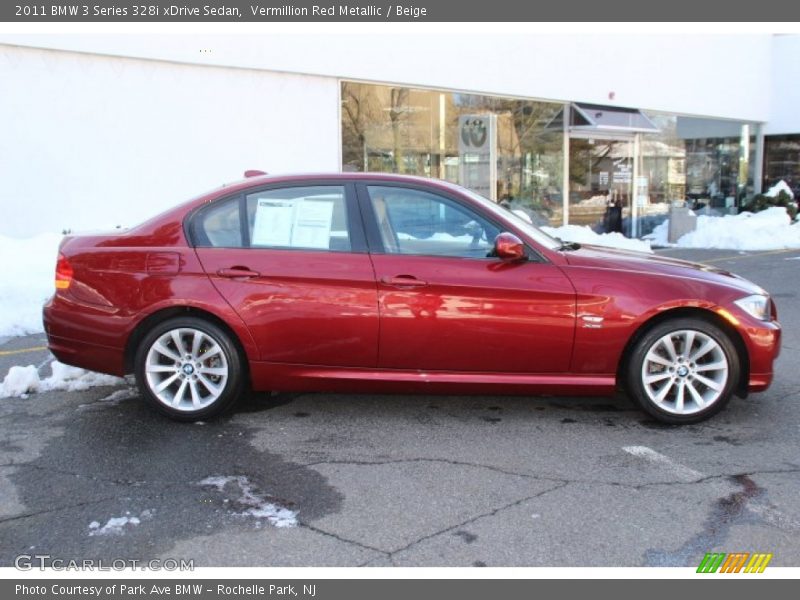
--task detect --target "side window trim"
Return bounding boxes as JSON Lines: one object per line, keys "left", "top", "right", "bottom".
{"left": 343, "top": 182, "right": 368, "bottom": 253}
{"left": 355, "top": 182, "right": 387, "bottom": 254}
{"left": 239, "top": 194, "right": 250, "bottom": 248}
{"left": 356, "top": 181, "right": 544, "bottom": 262}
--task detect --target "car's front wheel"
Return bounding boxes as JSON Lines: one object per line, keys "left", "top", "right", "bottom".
{"left": 627, "top": 317, "right": 741, "bottom": 424}
{"left": 134, "top": 317, "right": 245, "bottom": 421}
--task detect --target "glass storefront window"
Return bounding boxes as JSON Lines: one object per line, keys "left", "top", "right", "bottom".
{"left": 764, "top": 135, "right": 800, "bottom": 197}
{"left": 341, "top": 81, "right": 566, "bottom": 225}
{"left": 641, "top": 114, "right": 757, "bottom": 211}
{"left": 341, "top": 81, "right": 762, "bottom": 237}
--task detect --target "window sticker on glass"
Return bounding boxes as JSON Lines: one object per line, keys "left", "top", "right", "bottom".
{"left": 291, "top": 198, "right": 335, "bottom": 249}
{"left": 251, "top": 196, "right": 336, "bottom": 249}
{"left": 252, "top": 199, "right": 294, "bottom": 247}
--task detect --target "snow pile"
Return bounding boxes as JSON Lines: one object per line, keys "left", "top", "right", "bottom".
{"left": 647, "top": 207, "right": 800, "bottom": 250}
{"left": 0, "top": 233, "right": 63, "bottom": 337}
{"left": 542, "top": 224, "right": 653, "bottom": 253}
{"left": 89, "top": 514, "right": 141, "bottom": 536}
{"left": 199, "top": 475, "right": 298, "bottom": 528}
{"left": 511, "top": 209, "right": 533, "bottom": 223}
{"left": 765, "top": 180, "right": 795, "bottom": 199}
{"left": 0, "top": 366, "right": 41, "bottom": 397}
{"left": 0, "top": 360, "right": 124, "bottom": 399}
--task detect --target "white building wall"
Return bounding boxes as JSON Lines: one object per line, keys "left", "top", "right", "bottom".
{"left": 1, "top": 33, "right": 775, "bottom": 121}
{"left": 765, "top": 35, "right": 800, "bottom": 134}
{"left": 0, "top": 45, "right": 340, "bottom": 237}
{"left": 1, "top": 33, "right": 793, "bottom": 237}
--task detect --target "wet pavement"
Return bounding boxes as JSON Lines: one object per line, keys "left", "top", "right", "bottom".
{"left": 0, "top": 248, "right": 799, "bottom": 567}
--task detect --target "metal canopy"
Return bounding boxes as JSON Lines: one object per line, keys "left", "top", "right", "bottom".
{"left": 571, "top": 103, "right": 660, "bottom": 133}
{"left": 546, "top": 103, "right": 660, "bottom": 135}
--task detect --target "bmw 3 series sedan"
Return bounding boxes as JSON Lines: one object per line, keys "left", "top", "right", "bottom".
{"left": 43, "top": 173, "right": 781, "bottom": 423}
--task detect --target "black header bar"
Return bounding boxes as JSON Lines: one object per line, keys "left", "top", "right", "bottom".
{"left": 4, "top": 0, "right": 800, "bottom": 22}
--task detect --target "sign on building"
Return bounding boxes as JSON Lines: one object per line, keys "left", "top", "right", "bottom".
{"left": 458, "top": 115, "right": 497, "bottom": 201}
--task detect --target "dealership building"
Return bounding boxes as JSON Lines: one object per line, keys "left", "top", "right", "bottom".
{"left": 1, "top": 32, "right": 799, "bottom": 237}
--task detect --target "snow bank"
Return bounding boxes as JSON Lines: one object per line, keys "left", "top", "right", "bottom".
{"left": 0, "top": 360, "right": 124, "bottom": 399}
{"left": 511, "top": 209, "right": 533, "bottom": 223}
{"left": 0, "top": 233, "right": 62, "bottom": 337}
{"left": 542, "top": 224, "right": 653, "bottom": 253}
{"left": 765, "top": 180, "right": 795, "bottom": 199}
{"left": 647, "top": 207, "right": 800, "bottom": 250}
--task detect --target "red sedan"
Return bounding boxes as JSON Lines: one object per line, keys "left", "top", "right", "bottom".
{"left": 43, "top": 173, "right": 781, "bottom": 424}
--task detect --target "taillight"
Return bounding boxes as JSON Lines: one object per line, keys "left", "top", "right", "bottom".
{"left": 55, "top": 253, "right": 73, "bottom": 290}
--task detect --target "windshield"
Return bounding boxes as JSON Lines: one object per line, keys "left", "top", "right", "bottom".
{"left": 457, "top": 187, "right": 562, "bottom": 250}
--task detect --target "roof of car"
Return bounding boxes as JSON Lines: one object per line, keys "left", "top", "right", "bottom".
{"left": 228, "top": 171, "right": 453, "bottom": 187}
{"left": 210, "top": 172, "right": 471, "bottom": 204}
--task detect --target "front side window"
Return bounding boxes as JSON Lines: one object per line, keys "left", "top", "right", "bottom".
{"left": 367, "top": 186, "right": 500, "bottom": 258}
{"left": 246, "top": 186, "right": 351, "bottom": 251}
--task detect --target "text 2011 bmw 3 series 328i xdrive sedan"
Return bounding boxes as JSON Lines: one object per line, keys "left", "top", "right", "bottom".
{"left": 43, "top": 173, "right": 781, "bottom": 424}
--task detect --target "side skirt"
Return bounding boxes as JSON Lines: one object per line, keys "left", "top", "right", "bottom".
{"left": 249, "top": 362, "right": 616, "bottom": 396}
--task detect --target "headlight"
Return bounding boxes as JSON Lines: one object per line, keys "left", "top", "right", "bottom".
{"left": 734, "top": 294, "right": 771, "bottom": 321}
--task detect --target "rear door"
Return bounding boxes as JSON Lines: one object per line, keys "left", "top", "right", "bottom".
{"left": 358, "top": 183, "right": 576, "bottom": 373}
{"left": 192, "top": 182, "right": 379, "bottom": 367}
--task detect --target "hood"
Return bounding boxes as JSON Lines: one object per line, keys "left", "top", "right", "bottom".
{"left": 561, "top": 244, "right": 767, "bottom": 296}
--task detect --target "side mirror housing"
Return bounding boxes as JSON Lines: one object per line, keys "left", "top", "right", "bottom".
{"left": 493, "top": 232, "right": 526, "bottom": 261}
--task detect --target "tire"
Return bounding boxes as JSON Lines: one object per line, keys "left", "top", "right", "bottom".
{"left": 134, "top": 316, "right": 246, "bottom": 421}
{"left": 626, "top": 317, "right": 741, "bottom": 424}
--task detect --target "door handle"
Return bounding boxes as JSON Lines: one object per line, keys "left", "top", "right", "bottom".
{"left": 381, "top": 275, "right": 428, "bottom": 288}
{"left": 217, "top": 266, "right": 261, "bottom": 278}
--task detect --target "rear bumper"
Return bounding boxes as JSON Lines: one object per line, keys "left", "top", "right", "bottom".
{"left": 43, "top": 297, "right": 127, "bottom": 376}
{"left": 45, "top": 333, "right": 126, "bottom": 376}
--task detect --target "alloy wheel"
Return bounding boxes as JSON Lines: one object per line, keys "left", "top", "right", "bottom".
{"left": 640, "top": 329, "right": 729, "bottom": 416}
{"left": 144, "top": 327, "right": 229, "bottom": 411}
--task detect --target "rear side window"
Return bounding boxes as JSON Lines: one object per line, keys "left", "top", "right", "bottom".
{"left": 245, "top": 186, "right": 351, "bottom": 252}
{"left": 193, "top": 197, "right": 243, "bottom": 248}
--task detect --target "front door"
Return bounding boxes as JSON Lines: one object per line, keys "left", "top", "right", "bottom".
{"left": 569, "top": 135, "right": 635, "bottom": 231}
{"left": 360, "top": 184, "right": 576, "bottom": 373}
{"left": 193, "top": 184, "right": 379, "bottom": 368}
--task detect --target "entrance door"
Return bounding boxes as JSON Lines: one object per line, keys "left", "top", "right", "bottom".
{"left": 568, "top": 135, "right": 635, "bottom": 232}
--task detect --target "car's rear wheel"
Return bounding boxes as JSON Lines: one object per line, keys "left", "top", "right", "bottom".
{"left": 134, "top": 317, "right": 245, "bottom": 421}
{"left": 627, "top": 317, "right": 740, "bottom": 424}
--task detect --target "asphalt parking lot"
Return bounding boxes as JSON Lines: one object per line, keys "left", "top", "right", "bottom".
{"left": 1, "top": 248, "right": 799, "bottom": 568}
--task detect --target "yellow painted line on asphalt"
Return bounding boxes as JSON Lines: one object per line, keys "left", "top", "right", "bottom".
{"left": 0, "top": 345, "right": 48, "bottom": 357}
{"left": 698, "top": 248, "right": 800, "bottom": 264}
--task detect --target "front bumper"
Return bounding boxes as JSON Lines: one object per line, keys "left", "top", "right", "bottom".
{"left": 736, "top": 316, "right": 781, "bottom": 393}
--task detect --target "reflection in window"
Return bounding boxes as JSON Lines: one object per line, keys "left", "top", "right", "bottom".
{"left": 367, "top": 186, "right": 500, "bottom": 258}
{"left": 642, "top": 114, "right": 756, "bottom": 211}
{"left": 342, "top": 82, "right": 565, "bottom": 226}
{"left": 764, "top": 135, "right": 800, "bottom": 197}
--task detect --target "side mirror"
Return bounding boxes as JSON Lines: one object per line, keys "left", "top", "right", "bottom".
{"left": 493, "top": 232, "right": 526, "bottom": 261}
